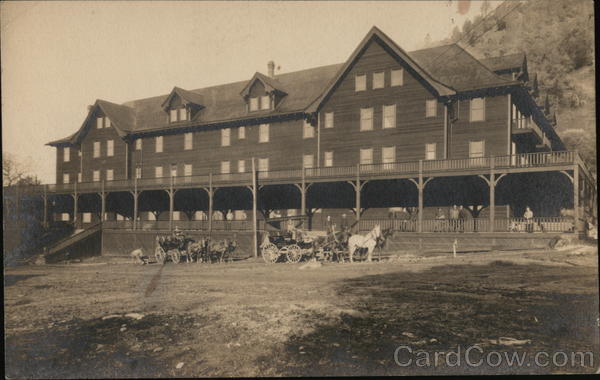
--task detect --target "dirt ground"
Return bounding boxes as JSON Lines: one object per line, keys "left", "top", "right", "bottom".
{"left": 5, "top": 244, "right": 600, "bottom": 377}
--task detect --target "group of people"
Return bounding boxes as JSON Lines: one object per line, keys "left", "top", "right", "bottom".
{"left": 434, "top": 205, "right": 470, "bottom": 232}
{"left": 325, "top": 214, "right": 351, "bottom": 235}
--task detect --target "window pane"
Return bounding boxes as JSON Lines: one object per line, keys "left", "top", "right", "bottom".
{"left": 93, "top": 142, "right": 100, "bottom": 158}
{"left": 426, "top": 100, "right": 437, "bottom": 117}
{"left": 184, "top": 164, "right": 192, "bottom": 176}
{"left": 373, "top": 72, "right": 384, "bottom": 89}
{"left": 360, "top": 148, "right": 373, "bottom": 164}
{"left": 303, "top": 154, "right": 314, "bottom": 169}
{"left": 105, "top": 118, "right": 111, "bottom": 128}
{"left": 155, "top": 166, "right": 163, "bottom": 178}
{"left": 155, "top": 136, "right": 163, "bottom": 152}
{"left": 324, "top": 151, "right": 333, "bottom": 167}
{"left": 303, "top": 121, "right": 314, "bottom": 139}
{"left": 221, "top": 161, "right": 230, "bottom": 174}
{"left": 360, "top": 108, "right": 373, "bottom": 131}
{"left": 425, "top": 143, "right": 436, "bottom": 160}
{"left": 170, "top": 164, "right": 177, "bottom": 177}
{"left": 324, "top": 112, "right": 334, "bottom": 129}
{"left": 184, "top": 133, "right": 193, "bottom": 150}
{"left": 258, "top": 158, "right": 269, "bottom": 172}
{"left": 106, "top": 169, "right": 114, "bottom": 181}
{"left": 63, "top": 147, "right": 70, "bottom": 162}
{"left": 383, "top": 104, "right": 396, "bottom": 129}
{"left": 63, "top": 173, "right": 69, "bottom": 184}
{"left": 93, "top": 170, "right": 100, "bottom": 182}
{"left": 107, "top": 140, "right": 114, "bottom": 157}
{"left": 221, "top": 128, "right": 230, "bottom": 146}
{"left": 136, "top": 167, "right": 142, "bottom": 179}
{"left": 391, "top": 69, "right": 404, "bottom": 86}
{"left": 259, "top": 124, "right": 269, "bottom": 143}
{"left": 249, "top": 97, "right": 259, "bottom": 111}
{"left": 179, "top": 108, "right": 187, "bottom": 121}
{"left": 355, "top": 74, "right": 366, "bottom": 91}
{"left": 469, "top": 141, "right": 485, "bottom": 158}
{"left": 170, "top": 109, "right": 178, "bottom": 122}
{"left": 238, "top": 160, "right": 245, "bottom": 173}
{"left": 238, "top": 126, "right": 246, "bottom": 139}
{"left": 471, "top": 98, "right": 485, "bottom": 121}
{"left": 382, "top": 146, "right": 395, "bottom": 163}
{"left": 97, "top": 117, "right": 103, "bottom": 129}
{"left": 136, "top": 139, "right": 142, "bottom": 150}
{"left": 260, "top": 95, "right": 270, "bottom": 110}
{"left": 173, "top": 211, "right": 180, "bottom": 221}
{"left": 78, "top": 172, "right": 82, "bottom": 182}
{"left": 83, "top": 213, "right": 91, "bottom": 223}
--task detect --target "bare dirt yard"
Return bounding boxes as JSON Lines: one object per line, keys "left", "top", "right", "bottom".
{"left": 5, "top": 244, "right": 599, "bottom": 377}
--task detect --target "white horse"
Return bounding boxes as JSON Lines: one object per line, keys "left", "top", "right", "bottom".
{"left": 348, "top": 224, "right": 381, "bottom": 263}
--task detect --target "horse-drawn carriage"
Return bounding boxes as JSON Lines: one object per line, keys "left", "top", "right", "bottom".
{"left": 260, "top": 216, "right": 348, "bottom": 264}
{"left": 154, "top": 228, "right": 237, "bottom": 264}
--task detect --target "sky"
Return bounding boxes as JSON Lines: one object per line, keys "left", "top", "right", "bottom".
{"left": 1, "top": 0, "right": 500, "bottom": 184}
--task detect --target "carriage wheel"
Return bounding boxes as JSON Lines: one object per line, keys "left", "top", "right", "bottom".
{"left": 285, "top": 244, "right": 302, "bottom": 263}
{"left": 169, "top": 249, "right": 181, "bottom": 264}
{"left": 333, "top": 246, "right": 346, "bottom": 263}
{"left": 261, "top": 243, "right": 279, "bottom": 264}
{"left": 155, "top": 246, "right": 167, "bottom": 264}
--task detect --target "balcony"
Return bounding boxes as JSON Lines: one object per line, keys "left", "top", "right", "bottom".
{"left": 511, "top": 118, "right": 543, "bottom": 144}
{"left": 4, "top": 151, "right": 583, "bottom": 197}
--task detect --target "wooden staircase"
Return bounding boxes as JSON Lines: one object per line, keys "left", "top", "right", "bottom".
{"left": 42, "top": 222, "right": 103, "bottom": 261}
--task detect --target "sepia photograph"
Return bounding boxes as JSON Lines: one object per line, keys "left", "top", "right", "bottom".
{"left": 2, "top": 0, "right": 598, "bottom": 376}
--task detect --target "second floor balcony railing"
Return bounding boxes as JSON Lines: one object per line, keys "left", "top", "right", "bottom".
{"left": 5, "top": 150, "right": 585, "bottom": 197}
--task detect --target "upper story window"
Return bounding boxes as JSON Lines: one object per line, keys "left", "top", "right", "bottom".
{"left": 93, "top": 170, "right": 100, "bottom": 182}
{"left": 258, "top": 158, "right": 269, "bottom": 172}
{"left": 324, "top": 151, "right": 333, "bottom": 167}
{"left": 221, "top": 128, "right": 231, "bottom": 147}
{"left": 220, "top": 160, "right": 230, "bottom": 174}
{"left": 303, "top": 154, "right": 314, "bottom": 169}
{"left": 169, "top": 107, "right": 188, "bottom": 123}
{"left": 135, "top": 167, "right": 142, "bottom": 179}
{"left": 360, "top": 107, "right": 373, "bottom": 131}
{"left": 324, "top": 112, "right": 334, "bottom": 129}
{"left": 303, "top": 121, "right": 315, "bottom": 139}
{"left": 155, "top": 136, "right": 163, "bottom": 153}
{"left": 425, "top": 143, "right": 436, "bottom": 160}
{"left": 63, "top": 173, "right": 70, "bottom": 184}
{"left": 96, "top": 116, "right": 110, "bottom": 129}
{"left": 170, "top": 164, "right": 177, "bottom": 177}
{"left": 383, "top": 104, "right": 396, "bottom": 129}
{"left": 469, "top": 140, "right": 485, "bottom": 158}
{"left": 260, "top": 95, "right": 271, "bottom": 110}
{"left": 63, "top": 147, "right": 70, "bottom": 162}
{"left": 77, "top": 172, "right": 82, "bottom": 183}
{"left": 249, "top": 97, "right": 259, "bottom": 111}
{"left": 135, "top": 138, "right": 142, "bottom": 151}
{"left": 184, "top": 132, "right": 193, "bottom": 150}
{"left": 238, "top": 159, "right": 246, "bottom": 173}
{"left": 360, "top": 148, "right": 373, "bottom": 165}
{"left": 106, "top": 140, "right": 114, "bottom": 157}
{"left": 382, "top": 146, "right": 396, "bottom": 164}
{"left": 425, "top": 99, "right": 437, "bottom": 118}
{"left": 391, "top": 69, "right": 404, "bottom": 87}
{"left": 106, "top": 169, "right": 114, "bottom": 181}
{"left": 355, "top": 74, "right": 367, "bottom": 92}
{"left": 470, "top": 97, "right": 485, "bottom": 121}
{"left": 155, "top": 166, "right": 163, "bottom": 178}
{"left": 259, "top": 124, "right": 269, "bottom": 143}
{"left": 373, "top": 72, "right": 385, "bottom": 89}
{"left": 238, "top": 126, "right": 246, "bottom": 139}
{"left": 93, "top": 141, "right": 100, "bottom": 158}
{"left": 184, "top": 164, "right": 192, "bottom": 176}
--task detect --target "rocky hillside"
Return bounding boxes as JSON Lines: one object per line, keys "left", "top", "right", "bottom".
{"left": 438, "top": 0, "right": 596, "bottom": 173}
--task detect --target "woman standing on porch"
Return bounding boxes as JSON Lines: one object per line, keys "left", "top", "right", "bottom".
{"left": 524, "top": 206, "right": 534, "bottom": 233}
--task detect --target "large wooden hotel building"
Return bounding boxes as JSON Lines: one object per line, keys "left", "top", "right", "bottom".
{"left": 7, "top": 27, "right": 596, "bottom": 256}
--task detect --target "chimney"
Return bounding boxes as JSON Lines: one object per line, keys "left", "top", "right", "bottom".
{"left": 267, "top": 61, "right": 275, "bottom": 78}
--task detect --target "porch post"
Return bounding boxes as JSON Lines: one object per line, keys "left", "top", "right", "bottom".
{"left": 101, "top": 180, "right": 106, "bottom": 222}
{"left": 73, "top": 182, "right": 78, "bottom": 228}
{"left": 573, "top": 164, "right": 580, "bottom": 233}
{"left": 133, "top": 176, "right": 138, "bottom": 230}
{"left": 355, "top": 164, "right": 361, "bottom": 225}
{"left": 252, "top": 158, "right": 258, "bottom": 258}
{"left": 169, "top": 176, "right": 174, "bottom": 232}
{"left": 418, "top": 160, "right": 423, "bottom": 233}
{"left": 300, "top": 168, "right": 306, "bottom": 216}
{"left": 43, "top": 185, "right": 48, "bottom": 228}
{"left": 208, "top": 173, "right": 213, "bottom": 234}
{"left": 489, "top": 158, "right": 496, "bottom": 232}
{"left": 15, "top": 184, "right": 20, "bottom": 221}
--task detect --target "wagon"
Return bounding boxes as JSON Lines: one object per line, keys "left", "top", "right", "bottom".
{"left": 154, "top": 233, "right": 191, "bottom": 264}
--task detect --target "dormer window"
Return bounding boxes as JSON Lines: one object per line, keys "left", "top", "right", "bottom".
{"left": 96, "top": 116, "right": 110, "bottom": 129}
{"left": 260, "top": 95, "right": 271, "bottom": 110}
{"left": 169, "top": 107, "right": 188, "bottom": 123}
{"left": 249, "top": 97, "right": 259, "bottom": 112}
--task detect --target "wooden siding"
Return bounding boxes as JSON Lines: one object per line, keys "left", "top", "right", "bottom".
{"left": 318, "top": 39, "right": 446, "bottom": 167}
{"left": 449, "top": 95, "right": 510, "bottom": 158}
{"left": 56, "top": 145, "right": 81, "bottom": 184}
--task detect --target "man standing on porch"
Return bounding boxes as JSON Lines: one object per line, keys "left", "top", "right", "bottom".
{"left": 524, "top": 206, "right": 534, "bottom": 233}
{"left": 449, "top": 205, "right": 459, "bottom": 232}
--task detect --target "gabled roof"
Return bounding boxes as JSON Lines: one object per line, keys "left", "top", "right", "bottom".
{"left": 480, "top": 52, "right": 526, "bottom": 73}
{"left": 161, "top": 86, "right": 205, "bottom": 110}
{"left": 306, "top": 26, "right": 456, "bottom": 113}
{"left": 239, "top": 72, "right": 287, "bottom": 98}
{"left": 47, "top": 99, "right": 135, "bottom": 146}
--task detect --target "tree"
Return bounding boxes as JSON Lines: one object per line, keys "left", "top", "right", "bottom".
{"left": 3, "top": 153, "right": 31, "bottom": 186}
